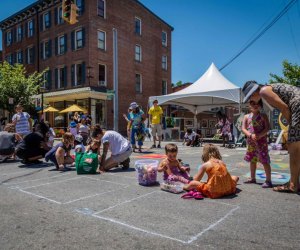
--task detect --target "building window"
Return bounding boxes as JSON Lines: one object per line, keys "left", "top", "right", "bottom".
{"left": 75, "top": 64, "right": 83, "bottom": 86}
{"left": 135, "top": 45, "right": 142, "bottom": 62}
{"left": 43, "top": 40, "right": 50, "bottom": 59}
{"left": 57, "top": 6, "right": 64, "bottom": 24}
{"left": 75, "top": 29, "right": 83, "bottom": 49}
{"left": 97, "top": 30, "right": 106, "bottom": 50}
{"left": 274, "top": 110, "right": 279, "bottom": 115}
{"left": 76, "top": 0, "right": 83, "bottom": 16}
{"left": 27, "top": 47, "right": 34, "bottom": 64}
{"left": 135, "top": 17, "right": 141, "bottom": 35}
{"left": 162, "top": 31, "right": 167, "bottom": 47}
{"left": 43, "top": 12, "right": 50, "bottom": 30}
{"left": 135, "top": 74, "right": 142, "bottom": 93}
{"left": 58, "top": 67, "right": 65, "bottom": 89}
{"left": 274, "top": 126, "right": 278, "bottom": 130}
{"left": 98, "top": 64, "right": 106, "bottom": 86}
{"left": 274, "top": 120, "right": 278, "bottom": 124}
{"left": 162, "top": 80, "right": 167, "bottom": 95}
{"left": 42, "top": 71, "right": 49, "bottom": 88}
{"left": 28, "top": 20, "right": 34, "bottom": 37}
{"left": 6, "top": 54, "right": 13, "bottom": 65}
{"left": 6, "top": 31, "right": 12, "bottom": 46}
{"left": 97, "top": 0, "right": 105, "bottom": 18}
{"left": 162, "top": 55, "right": 167, "bottom": 70}
{"left": 17, "top": 51, "right": 23, "bottom": 64}
{"left": 58, "top": 35, "right": 65, "bottom": 55}
{"left": 17, "top": 25, "right": 22, "bottom": 42}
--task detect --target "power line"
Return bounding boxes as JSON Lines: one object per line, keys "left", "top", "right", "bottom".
{"left": 220, "top": 0, "right": 299, "bottom": 71}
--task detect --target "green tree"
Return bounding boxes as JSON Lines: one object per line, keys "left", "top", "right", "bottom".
{"left": 175, "top": 80, "right": 183, "bottom": 87}
{"left": 0, "top": 62, "right": 47, "bottom": 113}
{"left": 269, "top": 60, "right": 300, "bottom": 86}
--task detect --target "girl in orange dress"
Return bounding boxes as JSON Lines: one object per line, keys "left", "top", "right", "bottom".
{"left": 183, "top": 144, "right": 239, "bottom": 198}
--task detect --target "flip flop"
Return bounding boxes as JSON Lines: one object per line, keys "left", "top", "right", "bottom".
{"left": 193, "top": 191, "right": 204, "bottom": 200}
{"left": 181, "top": 191, "right": 195, "bottom": 199}
{"left": 273, "top": 185, "right": 297, "bottom": 193}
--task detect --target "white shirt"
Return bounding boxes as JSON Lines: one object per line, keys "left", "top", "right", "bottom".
{"left": 101, "top": 131, "right": 130, "bottom": 155}
{"left": 184, "top": 131, "right": 196, "bottom": 140}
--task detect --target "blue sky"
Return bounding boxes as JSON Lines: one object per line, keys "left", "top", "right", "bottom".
{"left": 1, "top": 0, "right": 299, "bottom": 87}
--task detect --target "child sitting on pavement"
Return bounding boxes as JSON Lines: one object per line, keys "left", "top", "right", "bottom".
{"left": 45, "top": 132, "right": 74, "bottom": 170}
{"left": 183, "top": 144, "right": 239, "bottom": 198}
{"left": 182, "top": 128, "right": 197, "bottom": 146}
{"left": 158, "top": 143, "right": 191, "bottom": 184}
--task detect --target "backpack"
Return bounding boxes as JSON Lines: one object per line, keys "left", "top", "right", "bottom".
{"left": 0, "top": 132, "right": 16, "bottom": 156}
{"left": 75, "top": 151, "right": 98, "bottom": 174}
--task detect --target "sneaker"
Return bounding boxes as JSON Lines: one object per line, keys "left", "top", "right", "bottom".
{"left": 157, "top": 144, "right": 161, "bottom": 148}
{"left": 262, "top": 181, "right": 273, "bottom": 188}
{"left": 151, "top": 144, "right": 156, "bottom": 149}
{"left": 121, "top": 158, "right": 130, "bottom": 170}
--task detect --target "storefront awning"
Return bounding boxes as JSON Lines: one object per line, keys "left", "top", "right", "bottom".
{"left": 33, "top": 87, "right": 111, "bottom": 102}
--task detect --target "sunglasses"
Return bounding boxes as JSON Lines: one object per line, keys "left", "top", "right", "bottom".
{"left": 249, "top": 100, "right": 259, "bottom": 106}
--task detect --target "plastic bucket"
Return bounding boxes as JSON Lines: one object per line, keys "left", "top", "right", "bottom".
{"left": 135, "top": 160, "right": 159, "bottom": 186}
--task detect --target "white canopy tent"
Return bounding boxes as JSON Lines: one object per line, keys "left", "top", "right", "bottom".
{"left": 149, "top": 63, "right": 241, "bottom": 114}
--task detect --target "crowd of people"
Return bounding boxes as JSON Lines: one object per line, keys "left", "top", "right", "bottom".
{"left": 1, "top": 79, "right": 300, "bottom": 197}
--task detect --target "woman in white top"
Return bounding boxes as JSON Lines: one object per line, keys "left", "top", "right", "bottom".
{"left": 97, "top": 128, "right": 132, "bottom": 172}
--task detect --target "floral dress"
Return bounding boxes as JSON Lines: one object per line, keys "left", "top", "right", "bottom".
{"left": 218, "top": 118, "right": 231, "bottom": 136}
{"left": 244, "top": 112, "right": 270, "bottom": 164}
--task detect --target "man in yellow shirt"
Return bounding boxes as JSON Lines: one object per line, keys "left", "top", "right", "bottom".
{"left": 148, "top": 100, "right": 163, "bottom": 148}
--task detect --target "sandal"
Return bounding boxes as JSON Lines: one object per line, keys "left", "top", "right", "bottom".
{"left": 262, "top": 181, "right": 273, "bottom": 188}
{"left": 244, "top": 178, "right": 256, "bottom": 184}
{"left": 273, "top": 184, "right": 297, "bottom": 193}
{"left": 181, "top": 191, "right": 196, "bottom": 199}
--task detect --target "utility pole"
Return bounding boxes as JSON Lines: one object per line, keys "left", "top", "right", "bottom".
{"left": 113, "top": 28, "right": 118, "bottom": 131}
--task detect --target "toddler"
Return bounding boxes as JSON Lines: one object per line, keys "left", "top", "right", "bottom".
{"left": 242, "top": 99, "right": 272, "bottom": 188}
{"left": 74, "top": 134, "right": 85, "bottom": 153}
{"left": 158, "top": 143, "right": 190, "bottom": 184}
{"left": 184, "top": 144, "right": 239, "bottom": 198}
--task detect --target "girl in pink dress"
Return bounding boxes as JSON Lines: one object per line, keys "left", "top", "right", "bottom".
{"left": 242, "top": 100, "right": 272, "bottom": 188}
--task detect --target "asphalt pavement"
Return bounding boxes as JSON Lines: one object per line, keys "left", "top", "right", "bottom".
{"left": 0, "top": 140, "right": 299, "bottom": 250}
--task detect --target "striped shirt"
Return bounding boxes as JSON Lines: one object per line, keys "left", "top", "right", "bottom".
{"left": 12, "top": 112, "right": 30, "bottom": 136}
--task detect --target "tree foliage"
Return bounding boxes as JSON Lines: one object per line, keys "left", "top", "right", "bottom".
{"left": 269, "top": 60, "right": 300, "bottom": 86}
{"left": 0, "top": 62, "right": 47, "bottom": 112}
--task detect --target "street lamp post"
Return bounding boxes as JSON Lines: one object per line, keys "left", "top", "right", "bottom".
{"left": 40, "top": 86, "right": 46, "bottom": 121}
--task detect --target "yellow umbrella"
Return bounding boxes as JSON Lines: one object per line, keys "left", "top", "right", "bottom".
{"left": 59, "top": 104, "right": 87, "bottom": 113}
{"left": 38, "top": 106, "right": 59, "bottom": 113}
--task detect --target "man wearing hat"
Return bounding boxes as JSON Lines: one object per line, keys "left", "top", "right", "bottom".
{"left": 242, "top": 80, "right": 300, "bottom": 193}
{"left": 148, "top": 100, "right": 163, "bottom": 148}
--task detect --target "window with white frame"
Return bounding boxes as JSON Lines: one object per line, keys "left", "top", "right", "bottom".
{"left": 17, "top": 25, "right": 22, "bottom": 42}
{"left": 75, "top": 29, "right": 83, "bottom": 49}
{"left": 58, "top": 35, "right": 65, "bottom": 55}
{"left": 97, "top": 30, "right": 106, "bottom": 50}
{"left": 43, "top": 40, "right": 50, "bottom": 59}
{"left": 162, "top": 55, "right": 167, "bottom": 70}
{"left": 135, "top": 17, "right": 141, "bottom": 35}
{"left": 135, "top": 45, "right": 142, "bottom": 62}
{"left": 75, "top": 63, "right": 83, "bottom": 86}
{"left": 27, "top": 47, "right": 34, "bottom": 64}
{"left": 76, "top": 0, "right": 83, "bottom": 16}
{"left": 58, "top": 6, "right": 64, "bottom": 24}
{"left": 162, "top": 31, "right": 167, "bottom": 46}
{"left": 162, "top": 80, "right": 167, "bottom": 95}
{"left": 17, "top": 51, "right": 23, "bottom": 64}
{"left": 97, "top": 0, "right": 105, "bottom": 17}
{"left": 6, "top": 54, "right": 12, "bottom": 65}
{"left": 135, "top": 73, "right": 142, "bottom": 93}
{"left": 58, "top": 67, "right": 65, "bottom": 89}
{"left": 28, "top": 20, "right": 34, "bottom": 37}
{"left": 98, "top": 64, "right": 106, "bottom": 86}
{"left": 6, "top": 30, "right": 12, "bottom": 46}
{"left": 43, "top": 12, "right": 50, "bottom": 30}
{"left": 42, "top": 71, "right": 48, "bottom": 88}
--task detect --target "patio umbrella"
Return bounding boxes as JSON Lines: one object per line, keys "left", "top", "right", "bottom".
{"left": 38, "top": 106, "right": 59, "bottom": 113}
{"left": 59, "top": 104, "right": 87, "bottom": 113}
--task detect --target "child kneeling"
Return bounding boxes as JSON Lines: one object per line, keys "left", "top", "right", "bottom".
{"left": 184, "top": 144, "right": 239, "bottom": 198}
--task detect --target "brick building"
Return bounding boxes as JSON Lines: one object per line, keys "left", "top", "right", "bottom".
{"left": 0, "top": 0, "right": 173, "bottom": 133}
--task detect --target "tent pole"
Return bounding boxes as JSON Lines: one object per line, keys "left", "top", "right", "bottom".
{"left": 239, "top": 88, "right": 242, "bottom": 113}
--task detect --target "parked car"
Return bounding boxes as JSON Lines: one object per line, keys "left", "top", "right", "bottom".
{"left": 268, "top": 129, "right": 281, "bottom": 143}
